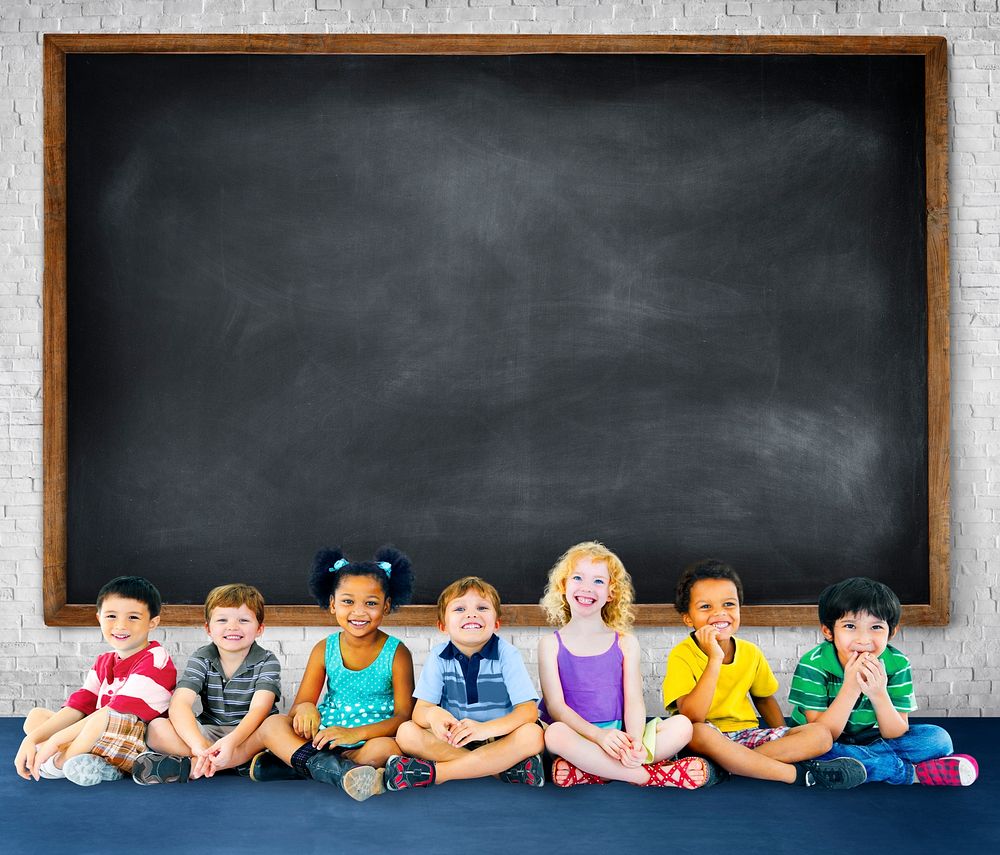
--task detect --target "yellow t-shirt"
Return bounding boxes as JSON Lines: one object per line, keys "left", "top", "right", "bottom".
{"left": 662, "top": 634, "right": 779, "bottom": 732}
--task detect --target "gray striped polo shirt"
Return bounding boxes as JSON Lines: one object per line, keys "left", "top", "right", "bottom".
{"left": 176, "top": 641, "right": 281, "bottom": 727}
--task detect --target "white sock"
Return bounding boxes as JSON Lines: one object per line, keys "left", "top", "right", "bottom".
{"left": 38, "top": 753, "right": 66, "bottom": 779}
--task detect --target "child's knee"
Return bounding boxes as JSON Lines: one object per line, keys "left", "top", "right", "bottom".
{"left": 394, "top": 720, "right": 425, "bottom": 752}
{"left": 660, "top": 714, "right": 694, "bottom": 743}
{"left": 145, "top": 717, "right": 172, "bottom": 741}
{"left": 515, "top": 723, "right": 544, "bottom": 755}
{"left": 687, "top": 722, "right": 718, "bottom": 752}
{"left": 24, "top": 707, "right": 55, "bottom": 734}
{"left": 911, "top": 724, "right": 953, "bottom": 759}
{"left": 801, "top": 722, "right": 833, "bottom": 753}
{"left": 543, "top": 722, "right": 572, "bottom": 754}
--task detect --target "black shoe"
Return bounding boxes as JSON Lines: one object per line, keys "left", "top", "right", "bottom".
{"left": 800, "top": 757, "right": 867, "bottom": 789}
{"left": 498, "top": 753, "right": 544, "bottom": 786}
{"left": 249, "top": 751, "right": 304, "bottom": 782}
{"left": 131, "top": 752, "right": 191, "bottom": 785}
{"left": 305, "top": 751, "right": 384, "bottom": 802}
{"left": 384, "top": 754, "right": 436, "bottom": 791}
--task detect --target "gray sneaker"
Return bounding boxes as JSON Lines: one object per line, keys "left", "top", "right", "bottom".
{"left": 803, "top": 757, "right": 867, "bottom": 789}
{"left": 63, "top": 754, "right": 124, "bottom": 787}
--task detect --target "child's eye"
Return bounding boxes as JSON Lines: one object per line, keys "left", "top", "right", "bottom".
{"left": 571, "top": 575, "right": 581, "bottom": 582}
{"left": 843, "top": 624, "right": 855, "bottom": 630}
{"left": 366, "top": 601, "right": 377, "bottom": 608}
{"left": 594, "top": 579, "right": 605, "bottom": 585}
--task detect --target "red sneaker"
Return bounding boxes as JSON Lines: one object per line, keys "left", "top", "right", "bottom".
{"left": 914, "top": 754, "right": 979, "bottom": 786}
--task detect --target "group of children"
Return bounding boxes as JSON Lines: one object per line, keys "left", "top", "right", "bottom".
{"left": 14, "top": 541, "right": 979, "bottom": 797}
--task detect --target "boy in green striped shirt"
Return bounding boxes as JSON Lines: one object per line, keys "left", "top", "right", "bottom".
{"left": 788, "top": 577, "right": 978, "bottom": 786}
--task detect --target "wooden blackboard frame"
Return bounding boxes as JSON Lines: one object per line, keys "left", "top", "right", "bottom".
{"left": 42, "top": 34, "right": 950, "bottom": 627}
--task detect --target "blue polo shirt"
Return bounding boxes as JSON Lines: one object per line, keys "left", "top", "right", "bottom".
{"left": 414, "top": 634, "right": 539, "bottom": 723}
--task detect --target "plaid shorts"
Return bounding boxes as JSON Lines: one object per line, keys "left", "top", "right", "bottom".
{"left": 91, "top": 710, "right": 148, "bottom": 773}
{"left": 710, "top": 723, "right": 789, "bottom": 749}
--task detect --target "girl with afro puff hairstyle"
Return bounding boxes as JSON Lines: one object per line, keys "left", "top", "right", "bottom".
{"left": 249, "top": 546, "right": 415, "bottom": 801}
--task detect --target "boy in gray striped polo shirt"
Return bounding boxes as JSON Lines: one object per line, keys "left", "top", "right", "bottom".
{"left": 789, "top": 577, "right": 978, "bottom": 787}
{"left": 132, "top": 584, "right": 281, "bottom": 784}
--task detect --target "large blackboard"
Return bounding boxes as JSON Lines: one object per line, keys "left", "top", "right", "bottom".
{"left": 44, "top": 36, "right": 950, "bottom": 624}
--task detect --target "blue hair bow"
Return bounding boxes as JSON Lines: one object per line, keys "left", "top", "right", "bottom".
{"left": 329, "top": 558, "right": 392, "bottom": 577}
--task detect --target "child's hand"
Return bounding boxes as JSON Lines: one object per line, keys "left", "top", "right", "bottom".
{"left": 426, "top": 707, "right": 460, "bottom": 744}
{"left": 856, "top": 653, "right": 888, "bottom": 697}
{"left": 597, "top": 728, "right": 631, "bottom": 759}
{"left": 190, "top": 745, "right": 216, "bottom": 780}
{"left": 313, "top": 726, "right": 354, "bottom": 750}
{"left": 203, "top": 733, "right": 239, "bottom": 773}
{"left": 14, "top": 737, "right": 38, "bottom": 780}
{"left": 29, "top": 738, "right": 61, "bottom": 782}
{"left": 618, "top": 740, "right": 645, "bottom": 769}
{"left": 448, "top": 719, "right": 490, "bottom": 748}
{"left": 292, "top": 704, "right": 321, "bottom": 739}
{"left": 841, "top": 651, "right": 866, "bottom": 697}
{"left": 694, "top": 625, "right": 725, "bottom": 662}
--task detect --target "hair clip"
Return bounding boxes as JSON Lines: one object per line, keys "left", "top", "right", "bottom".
{"left": 330, "top": 558, "right": 349, "bottom": 572}
{"left": 378, "top": 561, "right": 392, "bottom": 577}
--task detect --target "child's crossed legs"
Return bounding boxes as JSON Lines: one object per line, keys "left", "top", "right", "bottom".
{"left": 688, "top": 720, "right": 832, "bottom": 783}
{"left": 394, "top": 719, "right": 543, "bottom": 784}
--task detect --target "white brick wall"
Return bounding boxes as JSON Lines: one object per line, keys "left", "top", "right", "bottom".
{"left": 1, "top": 1, "right": 997, "bottom": 717}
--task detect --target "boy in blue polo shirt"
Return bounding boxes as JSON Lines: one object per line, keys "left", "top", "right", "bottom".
{"left": 386, "top": 576, "right": 544, "bottom": 789}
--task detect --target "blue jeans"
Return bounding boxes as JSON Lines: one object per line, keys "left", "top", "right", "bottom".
{"left": 819, "top": 724, "right": 953, "bottom": 785}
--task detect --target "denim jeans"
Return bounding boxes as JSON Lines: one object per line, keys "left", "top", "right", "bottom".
{"left": 819, "top": 724, "right": 953, "bottom": 785}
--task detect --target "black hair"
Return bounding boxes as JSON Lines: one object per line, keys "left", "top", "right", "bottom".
{"left": 96, "top": 576, "right": 162, "bottom": 618}
{"left": 309, "top": 545, "right": 414, "bottom": 613}
{"left": 818, "top": 577, "right": 901, "bottom": 634}
{"left": 674, "top": 558, "right": 744, "bottom": 614}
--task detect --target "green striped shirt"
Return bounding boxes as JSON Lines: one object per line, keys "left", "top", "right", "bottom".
{"left": 788, "top": 641, "right": 915, "bottom": 743}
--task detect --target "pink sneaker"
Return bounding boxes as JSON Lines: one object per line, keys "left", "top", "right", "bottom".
{"left": 914, "top": 754, "right": 979, "bottom": 786}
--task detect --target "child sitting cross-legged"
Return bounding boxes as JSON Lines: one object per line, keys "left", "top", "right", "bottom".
{"left": 789, "top": 577, "right": 978, "bottom": 787}
{"left": 131, "top": 583, "right": 281, "bottom": 784}
{"left": 663, "top": 559, "right": 867, "bottom": 789}
{"left": 386, "top": 576, "right": 545, "bottom": 790}
{"left": 248, "top": 546, "right": 416, "bottom": 801}
{"left": 539, "top": 542, "right": 715, "bottom": 788}
{"left": 15, "top": 576, "right": 176, "bottom": 786}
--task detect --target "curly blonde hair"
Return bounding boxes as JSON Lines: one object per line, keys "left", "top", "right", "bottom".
{"left": 540, "top": 541, "right": 635, "bottom": 632}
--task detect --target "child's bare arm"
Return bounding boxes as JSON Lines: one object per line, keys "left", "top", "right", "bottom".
{"left": 620, "top": 634, "right": 647, "bottom": 746}
{"left": 168, "top": 688, "right": 213, "bottom": 754}
{"left": 750, "top": 694, "right": 787, "bottom": 729}
{"left": 675, "top": 633, "right": 724, "bottom": 722}
{"left": 288, "top": 639, "right": 328, "bottom": 738}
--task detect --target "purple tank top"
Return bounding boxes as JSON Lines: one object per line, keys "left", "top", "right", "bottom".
{"left": 540, "top": 631, "right": 624, "bottom": 725}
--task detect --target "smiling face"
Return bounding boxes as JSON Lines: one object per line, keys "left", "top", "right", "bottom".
{"left": 439, "top": 588, "right": 500, "bottom": 655}
{"left": 564, "top": 557, "right": 611, "bottom": 619}
{"left": 206, "top": 604, "right": 263, "bottom": 655}
{"left": 682, "top": 578, "right": 741, "bottom": 642}
{"left": 97, "top": 595, "right": 159, "bottom": 659}
{"left": 331, "top": 574, "right": 390, "bottom": 639}
{"left": 822, "top": 610, "right": 895, "bottom": 668}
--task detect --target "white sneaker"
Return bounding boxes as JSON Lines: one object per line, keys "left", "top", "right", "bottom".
{"left": 37, "top": 753, "right": 66, "bottom": 779}
{"left": 63, "top": 754, "right": 124, "bottom": 786}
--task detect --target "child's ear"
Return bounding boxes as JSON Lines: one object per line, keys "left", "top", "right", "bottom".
{"left": 681, "top": 613, "right": 694, "bottom": 628}
{"left": 437, "top": 620, "right": 447, "bottom": 633}
{"left": 383, "top": 599, "right": 391, "bottom": 615}
{"left": 821, "top": 625, "right": 834, "bottom": 641}
{"left": 889, "top": 625, "right": 898, "bottom": 639}
{"left": 255, "top": 622, "right": 265, "bottom": 638}
{"left": 204, "top": 622, "right": 211, "bottom": 636}
{"left": 149, "top": 615, "right": 161, "bottom": 631}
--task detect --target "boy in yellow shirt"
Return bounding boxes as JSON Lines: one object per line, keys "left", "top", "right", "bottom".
{"left": 662, "top": 559, "right": 865, "bottom": 789}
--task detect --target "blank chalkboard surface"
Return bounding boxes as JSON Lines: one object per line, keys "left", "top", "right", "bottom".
{"left": 44, "top": 36, "right": 950, "bottom": 625}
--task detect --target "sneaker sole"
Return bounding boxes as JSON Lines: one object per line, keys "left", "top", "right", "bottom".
{"left": 341, "top": 765, "right": 385, "bottom": 802}
{"left": 63, "top": 755, "right": 124, "bottom": 787}
{"left": 131, "top": 753, "right": 191, "bottom": 786}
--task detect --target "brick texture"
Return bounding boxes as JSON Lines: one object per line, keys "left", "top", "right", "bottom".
{"left": 1, "top": 1, "right": 997, "bottom": 717}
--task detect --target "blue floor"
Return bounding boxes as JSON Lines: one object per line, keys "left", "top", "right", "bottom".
{"left": 4, "top": 717, "right": 997, "bottom": 854}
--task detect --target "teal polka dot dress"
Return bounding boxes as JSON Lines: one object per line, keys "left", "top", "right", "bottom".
{"left": 316, "top": 633, "right": 399, "bottom": 741}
